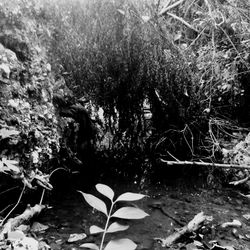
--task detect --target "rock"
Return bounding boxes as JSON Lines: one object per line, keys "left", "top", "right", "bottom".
{"left": 186, "top": 242, "right": 199, "bottom": 250}
{"left": 12, "top": 236, "right": 39, "bottom": 250}
{"left": 31, "top": 222, "right": 49, "bottom": 233}
{"left": 67, "top": 233, "right": 87, "bottom": 243}
{"left": 49, "top": 242, "right": 61, "bottom": 250}
{"left": 221, "top": 219, "right": 242, "bottom": 228}
{"left": 16, "top": 225, "right": 30, "bottom": 234}
{"left": 7, "top": 230, "right": 25, "bottom": 241}
{"left": 0, "top": 63, "right": 10, "bottom": 78}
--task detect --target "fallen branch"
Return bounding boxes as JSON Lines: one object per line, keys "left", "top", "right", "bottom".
{"left": 229, "top": 174, "right": 250, "bottom": 186}
{"left": 155, "top": 212, "right": 211, "bottom": 247}
{"left": 159, "top": 0, "right": 185, "bottom": 16}
{"left": 160, "top": 159, "right": 250, "bottom": 170}
{"left": 0, "top": 204, "right": 45, "bottom": 240}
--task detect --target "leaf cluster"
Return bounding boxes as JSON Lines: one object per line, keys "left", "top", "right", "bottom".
{"left": 79, "top": 183, "right": 149, "bottom": 250}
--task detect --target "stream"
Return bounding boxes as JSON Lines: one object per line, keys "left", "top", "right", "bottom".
{"left": 35, "top": 178, "right": 250, "bottom": 250}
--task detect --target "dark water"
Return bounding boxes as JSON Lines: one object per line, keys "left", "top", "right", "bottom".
{"left": 37, "top": 179, "right": 250, "bottom": 250}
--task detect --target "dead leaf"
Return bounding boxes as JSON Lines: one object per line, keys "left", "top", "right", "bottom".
{"left": 67, "top": 233, "right": 87, "bottom": 242}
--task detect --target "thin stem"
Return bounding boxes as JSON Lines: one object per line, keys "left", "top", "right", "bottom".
{"left": 99, "top": 200, "right": 115, "bottom": 250}
{"left": 39, "top": 168, "right": 67, "bottom": 205}
{"left": 49, "top": 167, "right": 67, "bottom": 178}
{"left": 39, "top": 189, "right": 45, "bottom": 205}
{"left": 0, "top": 186, "right": 19, "bottom": 196}
{"left": 0, "top": 184, "right": 25, "bottom": 226}
{"left": 0, "top": 203, "right": 15, "bottom": 215}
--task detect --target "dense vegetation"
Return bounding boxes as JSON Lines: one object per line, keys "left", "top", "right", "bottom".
{"left": 44, "top": 0, "right": 250, "bottom": 170}
{"left": 1, "top": 0, "right": 250, "bottom": 190}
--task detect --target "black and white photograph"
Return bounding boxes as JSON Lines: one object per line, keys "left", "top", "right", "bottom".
{"left": 0, "top": 0, "right": 250, "bottom": 249}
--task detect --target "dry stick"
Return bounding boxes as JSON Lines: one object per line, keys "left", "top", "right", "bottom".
{"left": 160, "top": 159, "right": 250, "bottom": 170}
{"left": 167, "top": 151, "right": 180, "bottom": 162}
{"left": 155, "top": 212, "right": 209, "bottom": 247}
{"left": 159, "top": 0, "right": 185, "bottom": 16}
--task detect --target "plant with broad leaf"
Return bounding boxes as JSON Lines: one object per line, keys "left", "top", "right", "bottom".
{"left": 78, "top": 184, "right": 149, "bottom": 250}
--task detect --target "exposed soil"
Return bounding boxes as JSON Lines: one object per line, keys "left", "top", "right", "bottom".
{"left": 35, "top": 179, "right": 250, "bottom": 250}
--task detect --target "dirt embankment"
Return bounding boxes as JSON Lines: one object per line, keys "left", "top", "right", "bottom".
{"left": 0, "top": 2, "right": 69, "bottom": 193}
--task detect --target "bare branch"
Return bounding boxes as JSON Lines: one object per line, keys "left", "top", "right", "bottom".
{"left": 160, "top": 159, "right": 250, "bottom": 170}
{"left": 159, "top": 0, "right": 185, "bottom": 16}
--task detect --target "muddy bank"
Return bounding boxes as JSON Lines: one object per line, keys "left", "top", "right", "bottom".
{"left": 35, "top": 181, "right": 250, "bottom": 250}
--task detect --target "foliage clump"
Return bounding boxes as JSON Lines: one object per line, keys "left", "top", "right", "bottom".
{"left": 0, "top": 0, "right": 63, "bottom": 195}
{"left": 79, "top": 183, "right": 149, "bottom": 250}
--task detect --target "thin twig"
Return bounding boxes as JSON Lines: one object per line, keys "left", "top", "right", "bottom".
{"left": 0, "top": 204, "right": 15, "bottom": 215}
{"left": 0, "top": 186, "right": 19, "bottom": 196}
{"left": 167, "top": 151, "right": 180, "bottom": 162}
{"left": 167, "top": 12, "right": 199, "bottom": 33}
{"left": 160, "top": 159, "right": 250, "bottom": 170}
{"left": 39, "top": 167, "right": 67, "bottom": 205}
{"left": 159, "top": 0, "right": 185, "bottom": 16}
{"left": 0, "top": 184, "right": 25, "bottom": 226}
{"left": 186, "top": 27, "right": 206, "bottom": 50}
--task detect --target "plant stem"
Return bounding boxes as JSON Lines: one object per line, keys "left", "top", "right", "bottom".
{"left": 0, "top": 184, "right": 25, "bottom": 226}
{"left": 99, "top": 201, "right": 115, "bottom": 250}
{"left": 39, "top": 189, "right": 45, "bottom": 205}
{"left": 40, "top": 168, "right": 67, "bottom": 205}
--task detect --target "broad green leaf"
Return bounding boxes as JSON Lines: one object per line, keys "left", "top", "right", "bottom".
{"left": 112, "top": 207, "right": 149, "bottom": 219}
{"left": 104, "top": 238, "right": 137, "bottom": 250}
{"left": 90, "top": 225, "right": 104, "bottom": 234}
{"left": 116, "top": 192, "right": 146, "bottom": 202}
{"left": 96, "top": 184, "right": 114, "bottom": 201}
{"left": 107, "top": 222, "right": 129, "bottom": 233}
{"left": 80, "top": 243, "right": 99, "bottom": 250}
{"left": 78, "top": 191, "right": 107, "bottom": 216}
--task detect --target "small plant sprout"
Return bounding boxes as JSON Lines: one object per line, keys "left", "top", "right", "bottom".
{"left": 78, "top": 183, "right": 149, "bottom": 250}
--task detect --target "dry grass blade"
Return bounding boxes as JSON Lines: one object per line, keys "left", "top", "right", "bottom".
{"left": 167, "top": 12, "right": 198, "bottom": 32}
{"left": 159, "top": 0, "right": 185, "bottom": 16}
